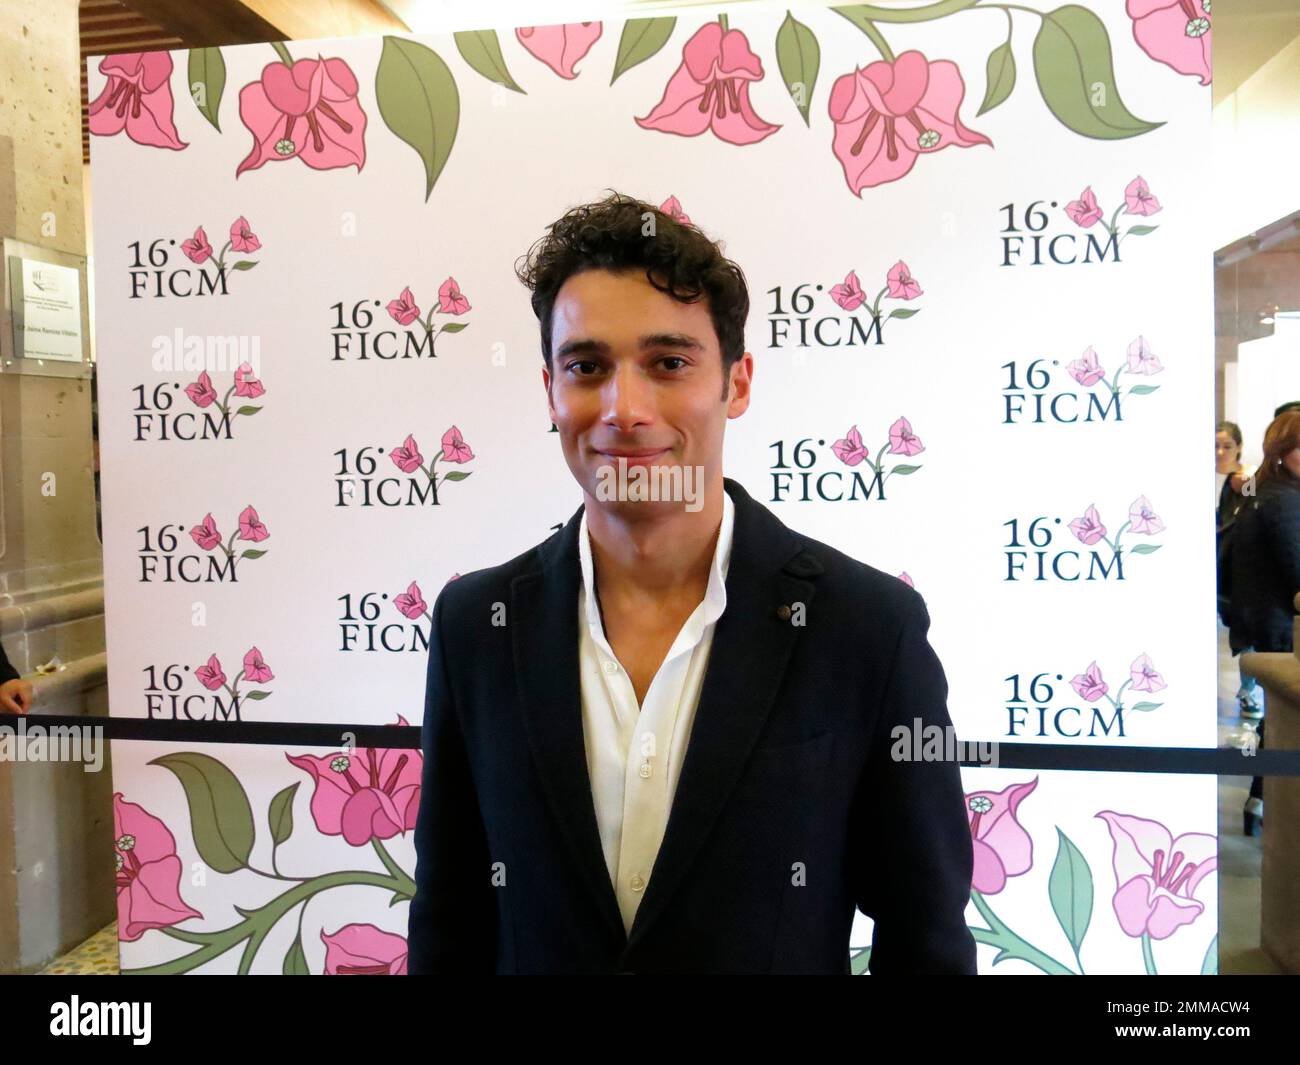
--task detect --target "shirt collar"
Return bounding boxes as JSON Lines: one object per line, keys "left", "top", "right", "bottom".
{"left": 579, "top": 488, "right": 735, "bottom": 646}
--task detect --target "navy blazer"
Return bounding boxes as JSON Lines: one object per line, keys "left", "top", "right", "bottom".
{"left": 407, "top": 476, "right": 977, "bottom": 974}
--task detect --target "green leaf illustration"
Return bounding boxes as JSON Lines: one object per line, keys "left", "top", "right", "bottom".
{"left": 243, "top": 690, "right": 272, "bottom": 700}
{"left": 188, "top": 47, "right": 226, "bottom": 132}
{"left": 268, "top": 782, "right": 298, "bottom": 846}
{"left": 887, "top": 307, "right": 920, "bottom": 320}
{"left": 611, "top": 17, "right": 676, "bottom": 84}
{"left": 1128, "top": 385, "right": 1160, "bottom": 395}
{"left": 439, "top": 321, "right": 468, "bottom": 333}
{"left": 849, "top": 946, "right": 872, "bottom": 974}
{"left": 149, "top": 752, "right": 255, "bottom": 873}
{"left": 376, "top": 36, "right": 461, "bottom": 201}
{"left": 231, "top": 261, "right": 257, "bottom": 271}
{"left": 1126, "top": 224, "right": 1159, "bottom": 236}
{"left": 240, "top": 548, "right": 268, "bottom": 559}
{"left": 775, "top": 11, "right": 820, "bottom": 126}
{"left": 1129, "top": 701, "right": 1163, "bottom": 712}
{"left": 978, "top": 38, "right": 1016, "bottom": 116}
{"left": 283, "top": 931, "right": 310, "bottom": 975}
{"left": 1128, "top": 544, "right": 1162, "bottom": 555}
{"left": 890, "top": 464, "right": 921, "bottom": 475}
{"left": 235, "top": 405, "right": 262, "bottom": 415}
{"left": 1032, "top": 5, "right": 1162, "bottom": 139}
{"left": 454, "top": 29, "right": 524, "bottom": 93}
{"left": 1048, "top": 828, "right": 1093, "bottom": 955}
{"left": 1201, "top": 934, "right": 1218, "bottom": 975}
{"left": 442, "top": 470, "right": 472, "bottom": 481}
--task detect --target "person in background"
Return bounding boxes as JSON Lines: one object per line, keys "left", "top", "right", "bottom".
{"left": 1228, "top": 410, "right": 1300, "bottom": 834}
{"left": 1217, "top": 420, "right": 1260, "bottom": 718}
{"left": 0, "top": 638, "right": 32, "bottom": 715}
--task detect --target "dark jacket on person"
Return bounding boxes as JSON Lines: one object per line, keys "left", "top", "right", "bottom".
{"left": 1229, "top": 476, "right": 1300, "bottom": 654}
{"left": 0, "top": 640, "right": 18, "bottom": 686}
{"left": 407, "top": 476, "right": 977, "bottom": 974}
{"left": 1218, "top": 471, "right": 1248, "bottom": 528}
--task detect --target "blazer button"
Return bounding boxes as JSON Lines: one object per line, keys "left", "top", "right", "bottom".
{"left": 776, "top": 604, "right": 792, "bottom": 621}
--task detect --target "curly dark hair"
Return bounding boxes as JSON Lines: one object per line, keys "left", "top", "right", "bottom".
{"left": 514, "top": 190, "right": 749, "bottom": 400}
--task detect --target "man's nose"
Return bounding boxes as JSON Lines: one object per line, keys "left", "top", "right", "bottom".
{"left": 602, "top": 363, "right": 652, "bottom": 430}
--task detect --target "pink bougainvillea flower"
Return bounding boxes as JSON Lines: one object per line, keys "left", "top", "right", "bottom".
{"left": 190, "top": 513, "right": 221, "bottom": 551}
{"left": 1126, "top": 335, "right": 1163, "bottom": 375}
{"left": 830, "top": 425, "right": 869, "bottom": 466}
{"left": 966, "top": 777, "right": 1038, "bottom": 895}
{"left": 237, "top": 504, "right": 269, "bottom": 542}
{"left": 1096, "top": 809, "right": 1216, "bottom": 939}
{"left": 1128, "top": 495, "right": 1165, "bottom": 535}
{"left": 829, "top": 269, "right": 866, "bottom": 311}
{"left": 897, "top": 571, "right": 914, "bottom": 588}
{"left": 441, "top": 425, "right": 475, "bottom": 463}
{"left": 321, "top": 923, "right": 408, "bottom": 975}
{"left": 386, "top": 286, "right": 421, "bottom": 326}
{"left": 1071, "top": 661, "right": 1109, "bottom": 702}
{"left": 1124, "top": 175, "right": 1162, "bottom": 215}
{"left": 437, "top": 277, "right": 470, "bottom": 315}
{"left": 180, "top": 226, "right": 212, "bottom": 264}
{"left": 229, "top": 216, "right": 261, "bottom": 253}
{"left": 636, "top": 21, "right": 781, "bottom": 146}
{"left": 515, "top": 22, "right": 603, "bottom": 79}
{"left": 394, "top": 581, "right": 427, "bottom": 620}
{"left": 659, "top": 194, "right": 692, "bottom": 224}
{"left": 243, "top": 645, "right": 274, "bottom": 684}
{"left": 885, "top": 260, "right": 923, "bottom": 300}
{"left": 1066, "top": 346, "right": 1106, "bottom": 387}
{"left": 233, "top": 361, "right": 265, "bottom": 398}
{"left": 828, "top": 49, "right": 989, "bottom": 194}
{"left": 1130, "top": 652, "right": 1167, "bottom": 693}
{"left": 1064, "top": 186, "right": 1103, "bottom": 227}
{"left": 113, "top": 793, "right": 203, "bottom": 941}
{"left": 1069, "top": 504, "right": 1107, "bottom": 545}
{"left": 286, "top": 716, "right": 423, "bottom": 846}
{"left": 888, "top": 415, "right": 924, "bottom": 456}
{"left": 236, "top": 56, "right": 367, "bottom": 176}
{"left": 1127, "top": 0, "right": 1211, "bottom": 86}
{"left": 88, "top": 52, "right": 187, "bottom": 150}
{"left": 390, "top": 434, "right": 424, "bottom": 474}
{"left": 184, "top": 370, "right": 218, "bottom": 408}
{"left": 195, "top": 654, "right": 226, "bottom": 691}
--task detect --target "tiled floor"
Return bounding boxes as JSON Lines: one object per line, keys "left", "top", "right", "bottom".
{"left": 32, "top": 622, "right": 1282, "bottom": 975}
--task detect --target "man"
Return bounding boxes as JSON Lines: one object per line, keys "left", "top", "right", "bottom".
{"left": 407, "top": 191, "right": 976, "bottom": 974}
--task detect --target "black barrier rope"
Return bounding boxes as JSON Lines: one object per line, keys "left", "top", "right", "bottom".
{"left": 0, "top": 711, "right": 1295, "bottom": 775}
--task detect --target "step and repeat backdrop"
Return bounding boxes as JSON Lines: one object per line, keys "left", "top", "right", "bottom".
{"left": 89, "top": 0, "right": 1215, "bottom": 974}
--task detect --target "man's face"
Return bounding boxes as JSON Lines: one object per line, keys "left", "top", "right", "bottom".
{"left": 541, "top": 267, "right": 752, "bottom": 514}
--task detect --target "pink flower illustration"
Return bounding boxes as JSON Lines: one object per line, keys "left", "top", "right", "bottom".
{"left": 386, "top": 286, "right": 421, "bottom": 326}
{"left": 1066, "top": 346, "right": 1106, "bottom": 387}
{"left": 234, "top": 362, "right": 265, "bottom": 398}
{"left": 515, "top": 22, "right": 603, "bottom": 79}
{"left": 636, "top": 21, "right": 780, "bottom": 146}
{"left": 828, "top": 50, "right": 989, "bottom": 194}
{"left": 394, "top": 581, "right": 428, "bottom": 620}
{"left": 321, "top": 923, "right": 409, "bottom": 975}
{"left": 243, "top": 646, "right": 274, "bottom": 684}
{"left": 1071, "top": 661, "right": 1109, "bottom": 702}
{"left": 237, "top": 505, "right": 269, "bottom": 542}
{"left": 113, "top": 793, "right": 203, "bottom": 941}
{"left": 441, "top": 425, "right": 474, "bottom": 463}
{"left": 87, "top": 52, "right": 187, "bottom": 150}
{"left": 966, "top": 777, "right": 1038, "bottom": 895}
{"left": 190, "top": 513, "right": 221, "bottom": 551}
{"left": 1129, "top": 653, "right": 1167, "bottom": 693}
{"left": 1124, "top": 175, "right": 1162, "bottom": 216}
{"left": 390, "top": 434, "right": 424, "bottom": 474}
{"left": 180, "top": 226, "right": 213, "bottom": 264}
{"left": 659, "top": 195, "right": 692, "bottom": 224}
{"left": 885, "top": 260, "right": 922, "bottom": 300}
{"left": 184, "top": 371, "right": 218, "bottom": 408}
{"left": 1128, "top": 495, "right": 1165, "bottom": 535}
{"left": 897, "top": 571, "right": 914, "bottom": 588}
{"left": 1126, "top": 336, "right": 1163, "bottom": 375}
{"left": 1064, "top": 186, "right": 1103, "bottom": 227}
{"left": 831, "top": 425, "right": 869, "bottom": 466}
{"left": 888, "top": 416, "right": 924, "bottom": 456}
{"left": 236, "top": 57, "right": 367, "bottom": 176}
{"left": 229, "top": 216, "right": 261, "bottom": 253}
{"left": 437, "top": 277, "right": 471, "bottom": 315}
{"left": 1096, "top": 810, "right": 1216, "bottom": 939}
{"left": 286, "top": 716, "right": 422, "bottom": 846}
{"left": 1069, "top": 504, "right": 1107, "bottom": 545}
{"left": 829, "top": 270, "right": 867, "bottom": 311}
{"left": 195, "top": 654, "right": 227, "bottom": 691}
{"left": 1127, "top": 0, "right": 1211, "bottom": 86}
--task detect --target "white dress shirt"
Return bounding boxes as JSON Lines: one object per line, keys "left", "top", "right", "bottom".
{"left": 577, "top": 490, "right": 735, "bottom": 935}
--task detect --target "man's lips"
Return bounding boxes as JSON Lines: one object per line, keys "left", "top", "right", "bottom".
{"left": 596, "top": 448, "right": 668, "bottom": 458}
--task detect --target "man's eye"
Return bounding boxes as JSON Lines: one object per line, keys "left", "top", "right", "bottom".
{"left": 567, "top": 360, "right": 599, "bottom": 375}
{"left": 660, "top": 356, "right": 686, "bottom": 371}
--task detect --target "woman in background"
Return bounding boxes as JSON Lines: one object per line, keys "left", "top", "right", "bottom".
{"left": 1217, "top": 420, "right": 1261, "bottom": 718}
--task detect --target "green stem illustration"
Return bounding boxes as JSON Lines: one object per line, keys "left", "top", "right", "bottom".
{"left": 1101, "top": 519, "right": 1132, "bottom": 556}
{"left": 1142, "top": 932, "right": 1158, "bottom": 975}
{"left": 270, "top": 41, "right": 294, "bottom": 66}
{"left": 968, "top": 890, "right": 1077, "bottom": 974}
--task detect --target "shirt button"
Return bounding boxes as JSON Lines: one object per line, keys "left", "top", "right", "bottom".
{"left": 638, "top": 761, "right": 652, "bottom": 779}
{"left": 603, "top": 660, "right": 619, "bottom": 674}
{"left": 630, "top": 875, "right": 645, "bottom": 892}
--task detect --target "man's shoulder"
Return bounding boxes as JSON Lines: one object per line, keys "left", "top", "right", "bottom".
{"left": 432, "top": 529, "right": 558, "bottom": 617}
{"left": 785, "top": 525, "right": 928, "bottom": 625}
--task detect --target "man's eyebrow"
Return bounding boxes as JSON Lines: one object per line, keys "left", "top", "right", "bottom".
{"left": 554, "top": 333, "right": 705, "bottom": 359}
